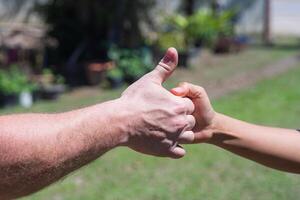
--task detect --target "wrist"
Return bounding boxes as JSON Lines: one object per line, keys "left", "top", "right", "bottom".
{"left": 96, "top": 98, "right": 131, "bottom": 147}
{"left": 69, "top": 98, "right": 131, "bottom": 150}
{"left": 205, "top": 112, "right": 224, "bottom": 145}
{"left": 111, "top": 96, "right": 142, "bottom": 147}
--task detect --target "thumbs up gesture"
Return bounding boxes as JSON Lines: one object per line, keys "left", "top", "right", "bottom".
{"left": 120, "top": 48, "right": 196, "bottom": 158}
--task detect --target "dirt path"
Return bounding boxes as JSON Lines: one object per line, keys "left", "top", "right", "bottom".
{"left": 206, "top": 54, "right": 300, "bottom": 99}
{"left": 67, "top": 51, "right": 300, "bottom": 102}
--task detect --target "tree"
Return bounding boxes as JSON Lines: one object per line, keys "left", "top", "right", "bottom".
{"left": 34, "top": 0, "right": 156, "bottom": 86}
{"left": 35, "top": 0, "right": 155, "bottom": 64}
{"left": 0, "top": 0, "right": 38, "bottom": 22}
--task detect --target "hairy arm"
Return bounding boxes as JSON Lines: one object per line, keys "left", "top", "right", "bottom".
{"left": 0, "top": 48, "right": 195, "bottom": 199}
{"left": 172, "top": 82, "right": 300, "bottom": 174}
{"left": 0, "top": 100, "right": 127, "bottom": 199}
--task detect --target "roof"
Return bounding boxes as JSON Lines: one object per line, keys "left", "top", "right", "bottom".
{"left": 0, "top": 23, "right": 56, "bottom": 49}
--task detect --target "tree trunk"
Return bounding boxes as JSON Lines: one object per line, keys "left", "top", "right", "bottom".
{"left": 263, "top": 0, "right": 272, "bottom": 45}
{"left": 184, "top": 0, "right": 195, "bottom": 16}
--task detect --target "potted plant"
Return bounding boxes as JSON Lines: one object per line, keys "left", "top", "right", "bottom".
{"left": 106, "top": 67, "right": 124, "bottom": 88}
{"left": 0, "top": 70, "right": 19, "bottom": 107}
{"left": 108, "top": 47, "right": 151, "bottom": 84}
{"left": 121, "top": 55, "right": 147, "bottom": 83}
{"left": 185, "top": 8, "right": 237, "bottom": 53}
{"left": 156, "top": 31, "right": 190, "bottom": 67}
{"left": 156, "top": 14, "right": 191, "bottom": 67}
{"left": 36, "top": 69, "right": 66, "bottom": 100}
{"left": 0, "top": 66, "right": 37, "bottom": 108}
{"left": 212, "top": 10, "right": 237, "bottom": 53}
{"left": 85, "top": 61, "right": 114, "bottom": 85}
{"left": 186, "top": 9, "right": 219, "bottom": 48}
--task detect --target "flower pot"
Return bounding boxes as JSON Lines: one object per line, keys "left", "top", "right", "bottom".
{"left": 232, "top": 35, "right": 249, "bottom": 52}
{"left": 19, "top": 91, "right": 33, "bottom": 108}
{"left": 107, "top": 77, "right": 124, "bottom": 89}
{"left": 194, "top": 39, "right": 203, "bottom": 48}
{"left": 39, "top": 84, "right": 66, "bottom": 100}
{"left": 124, "top": 75, "right": 140, "bottom": 84}
{"left": 85, "top": 61, "right": 114, "bottom": 85}
{"left": 213, "top": 37, "right": 233, "bottom": 54}
{"left": 0, "top": 94, "right": 19, "bottom": 108}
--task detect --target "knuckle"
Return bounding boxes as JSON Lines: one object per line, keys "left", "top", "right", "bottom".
{"left": 188, "top": 116, "right": 196, "bottom": 126}
{"left": 191, "top": 86, "right": 205, "bottom": 98}
{"left": 184, "top": 98, "right": 194, "bottom": 110}
{"left": 172, "top": 101, "right": 186, "bottom": 114}
{"left": 172, "top": 116, "right": 188, "bottom": 130}
{"left": 154, "top": 131, "right": 167, "bottom": 140}
{"left": 196, "top": 86, "right": 205, "bottom": 95}
{"left": 173, "top": 105, "right": 186, "bottom": 114}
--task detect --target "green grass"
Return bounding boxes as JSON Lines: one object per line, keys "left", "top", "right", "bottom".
{"left": 15, "top": 64, "right": 300, "bottom": 200}
{"left": 173, "top": 45, "right": 299, "bottom": 86}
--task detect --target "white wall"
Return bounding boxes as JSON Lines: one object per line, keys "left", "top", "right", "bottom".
{"left": 271, "top": 0, "right": 300, "bottom": 36}
{"left": 235, "top": 1, "right": 264, "bottom": 34}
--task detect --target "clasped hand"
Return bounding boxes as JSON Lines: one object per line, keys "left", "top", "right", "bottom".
{"left": 120, "top": 47, "right": 215, "bottom": 158}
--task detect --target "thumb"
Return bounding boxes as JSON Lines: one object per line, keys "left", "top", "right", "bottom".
{"left": 170, "top": 82, "right": 206, "bottom": 99}
{"left": 170, "top": 82, "right": 212, "bottom": 109}
{"left": 147, "top": 47, "right": 178, "bottom": 84}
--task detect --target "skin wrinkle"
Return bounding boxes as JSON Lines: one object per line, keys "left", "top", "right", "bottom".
{"left": 158, "top": 62, "right": 172, "bottom": 73}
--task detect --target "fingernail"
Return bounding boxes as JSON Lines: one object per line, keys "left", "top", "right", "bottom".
{"left": 172, "top": 147, "right": 186, "bottom": 157}
{"left": 171, "top": 87, "right": 184, "bottom": 95}
{"left": 161, "top": 49, "right": 176, "bottom": 66}
{"left": 162, "top": 54, "right": 173, "bottom": 65}
{"left": 180, "top": 131, "right": 194, "bottom": 141}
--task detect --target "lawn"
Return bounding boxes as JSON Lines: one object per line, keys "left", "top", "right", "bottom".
{"left": 12, "top": 62, "right": 300, "bottom": 199}
{"left": 173, "top": 44, "right": 299, "bottom": 86}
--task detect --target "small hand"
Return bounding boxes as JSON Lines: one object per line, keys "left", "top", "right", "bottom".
{"left": 171, "top": 82, "right": 216, "bottom": 143}
{"left": 120, "top": 48, "right": 196, "bottom": 158}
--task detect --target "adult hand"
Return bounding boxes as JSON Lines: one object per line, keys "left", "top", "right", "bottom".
{"left": 170, "top": 82, "right": 216, "bottom": 143}
{"left": 120, "top": 48, "right": 195, "bottom": 158}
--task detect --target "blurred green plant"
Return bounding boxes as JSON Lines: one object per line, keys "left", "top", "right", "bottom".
{"left": 157, "top": 31, "right": 188, "bottom": 52}
{"left": 156, "top": 14, "right": 190, "bottom": 52}
{"left": 106, "top": 67, "right": 124, "bottom": 88}
{"left": 41, "top": 69, "right": 65, "bottom": 86}
{"left": 157, "top": 8, "right": 237, "bottom": 50}
{"left": 187, "top": 8, "right": 236, "bottom": 46}
{"left": 106, "top": 67, "right": 124, "bottom": 80}
{"left": 108, "top": 47, "right": 153, "bottom": 83}
{"left": 0, "top": 66, "right": 37, "bottom": 95}
{"left": 187, "top": 9, "right": 217, "bottom": 46}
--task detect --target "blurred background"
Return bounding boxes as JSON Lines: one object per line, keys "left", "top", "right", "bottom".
{"left": 0, "top": 0, "right": 300, "bottom": 199}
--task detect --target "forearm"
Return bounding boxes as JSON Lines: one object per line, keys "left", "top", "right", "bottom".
{"left": 208, "top": 113, "right": 300, "bottom": 173}
{"left": 0, "top": 99, "right": 127, "bottom": 199}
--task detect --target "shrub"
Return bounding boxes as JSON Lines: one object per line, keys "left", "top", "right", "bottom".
{"left": 108, "top": 47, "right": 153, "bottom": 83}
{"left": 0, "top": 66, "right": 37, "bottom": 95}
{"left": 187, "top": 9, "right": 236, "bottom": 47}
